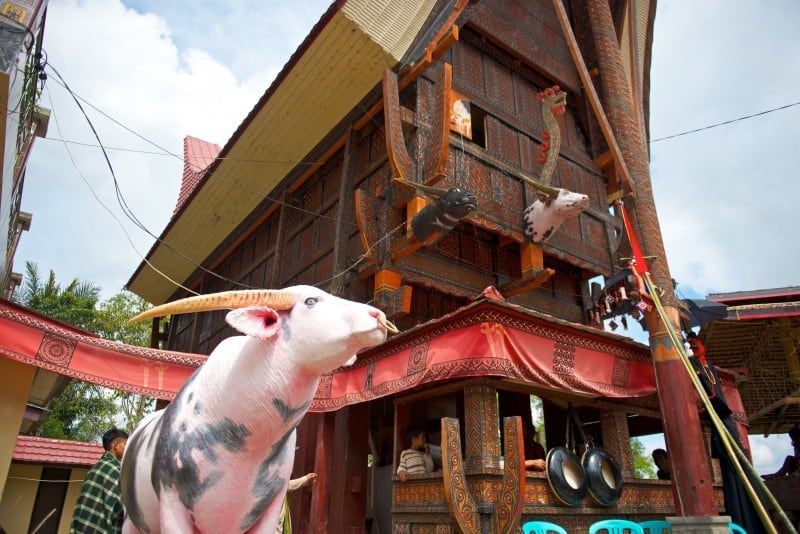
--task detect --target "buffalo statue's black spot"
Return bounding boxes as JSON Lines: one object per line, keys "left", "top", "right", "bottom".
{"left": 152, "top": 386, "right": 252, "bottom": 511}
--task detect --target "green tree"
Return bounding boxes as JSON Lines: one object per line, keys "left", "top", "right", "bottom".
{"left": 631, "top": 437, "right": 656, "bottom": 478}
{"left": 96, "top": 292, "right": 155, "bottom": 429}
{"left": 15, "top": 261, "right": 100, "bottom": 331}
{"left": 15, "top": 262, "right": 156, "bottom": 440}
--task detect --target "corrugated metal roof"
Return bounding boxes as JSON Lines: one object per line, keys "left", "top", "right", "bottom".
{"left": 13, "top": 435, "right": 104, "bottom": 467}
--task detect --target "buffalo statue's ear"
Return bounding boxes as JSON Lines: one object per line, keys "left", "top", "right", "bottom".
{"left": 226, "top": 307, "right": 282, "bottom": 340}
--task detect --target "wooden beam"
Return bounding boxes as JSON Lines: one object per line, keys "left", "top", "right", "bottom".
{"left": 748, "top": 391, "right": 800, "bottom": 423}
{"left": 778, "top": 318, "right": 800, "bottom": 383}
{"left": 551, "top": 0, "right": 636, "bottom": 198}
{"left": 500, "top": 268, "right": 555, "bottom": 298}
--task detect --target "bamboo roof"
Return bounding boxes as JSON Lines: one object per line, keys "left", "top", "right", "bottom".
{"left": 699, "top": 287, "right": 800, "bottom": 436}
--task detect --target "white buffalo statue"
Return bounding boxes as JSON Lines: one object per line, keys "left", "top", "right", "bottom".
{"left": 120, "top": 286, "right": 395, "bottom": 533}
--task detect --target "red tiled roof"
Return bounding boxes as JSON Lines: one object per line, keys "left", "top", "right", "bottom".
{"left": 174, "top": 135, "right": 222, "bottom": 216}
{"left": 13, "top": 435, "right": 104, "bottom": 467}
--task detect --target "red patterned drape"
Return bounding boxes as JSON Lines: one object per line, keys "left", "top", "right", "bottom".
{"left": 312, "top": 303, "right": 656, "bottom": 412}
{"left": 0, "top": 299, "right": 204, "bottom": 400}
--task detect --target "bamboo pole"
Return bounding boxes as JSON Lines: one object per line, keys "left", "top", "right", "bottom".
{"left": 645, "top": 273, "right": 795, "bottom": 534}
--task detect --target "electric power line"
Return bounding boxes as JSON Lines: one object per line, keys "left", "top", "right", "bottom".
{"left": 42, "top": 60, "right": 799, "bottom": 300}
{"left": 650, "top": 101, "right": 800, "bottom": 143}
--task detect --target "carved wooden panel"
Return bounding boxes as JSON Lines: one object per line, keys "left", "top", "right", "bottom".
{"left": 442, "top": 417, "right": 480, "bottom": 533}
{"left": 464, "top": 384, "right": 501, "bottom": 468}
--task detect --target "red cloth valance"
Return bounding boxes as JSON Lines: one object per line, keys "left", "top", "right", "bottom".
{"left": 0, "top": 298, "right": 746, "bottom": 425}
{"left": 312, "top": 302, "right": 657, "bottom": 412}
{"left": 0, "top": 300, "right": 204, "bottom": 400}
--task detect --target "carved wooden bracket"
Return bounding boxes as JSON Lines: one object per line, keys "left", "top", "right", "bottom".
{"left": 353, "top": 188, "right": 379, "bottom": 264}
{"left": 441, "top": 416, "right": 525, "bottom": 534}
{"left": 373, "top": 269, "right": 412, "bottom": 321}
{"left": 500, "top": 242, "right": 555, "bottom": 297}
{"left": 383, "top": 61, "right": 453, "bottom": 190}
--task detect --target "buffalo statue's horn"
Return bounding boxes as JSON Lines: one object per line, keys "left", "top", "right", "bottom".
{"left": 130, "top": 290, "right": 298, "bottom": 323}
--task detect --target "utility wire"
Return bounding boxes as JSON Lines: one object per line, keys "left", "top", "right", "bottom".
{"left": 44, "top": 61, "right": 798, "bottom": 300}
{"left": 44, "top": 86, "right": 200, "bottom": 296}
{"left": 43, "top": 63, "right": 371, "bottom": 294}
{"left": 650, "top": 101, "right": 800, "bottom": 143}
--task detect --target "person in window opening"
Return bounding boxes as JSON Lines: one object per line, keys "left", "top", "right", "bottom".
{"left": 397, "top": 425, "right": 433, "bottom": 481}
{"left": 652, "top": 448, "right": 671, "bottom": 480}
{"left": 762, "top": 427, "right": 800, "bottom": 479}
{"left": 524, "top": 425, "right": 546, "bottom": 472}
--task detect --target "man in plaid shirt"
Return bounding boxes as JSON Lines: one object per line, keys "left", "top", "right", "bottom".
{"left": 70, "top": 427, "right": 128, "bottom": 533}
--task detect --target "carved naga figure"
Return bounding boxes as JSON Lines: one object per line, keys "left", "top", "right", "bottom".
{"left": 522, "top": 86, "right": 589, "bottom": 244}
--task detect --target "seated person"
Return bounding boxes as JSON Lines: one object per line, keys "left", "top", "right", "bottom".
{"left": 652, "top": 448, "right": 670, "bottom": 480}
{"left": 524, "top": 425, "right": 546, "bottom": 472}
{"left": 397, "top": 425, "right": 434, "bottom": 481}
{"left": 763, "top": 427, "right": 800, "bottom": 479}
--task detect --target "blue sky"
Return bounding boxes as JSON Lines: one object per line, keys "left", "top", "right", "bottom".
{"left": 15, "top": 0, "right": 797, "bottom": 473}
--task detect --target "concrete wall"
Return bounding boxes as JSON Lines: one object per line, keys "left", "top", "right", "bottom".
{"left": 0, "top": 462, "right": 90, "bottom": 534}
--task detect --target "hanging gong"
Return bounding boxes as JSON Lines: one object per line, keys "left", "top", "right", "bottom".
{"left": 545, "top": 446, "right": 588, "bottom": 506}
{"left": 582, "top": 447, "right": 624, "bottom": 505}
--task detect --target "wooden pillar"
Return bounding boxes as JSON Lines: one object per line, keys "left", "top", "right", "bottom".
{"left": 328, "top": 405, "right": 370, "bottom": 533}
{"left": 585, "top": 0, "right": 718, "bottom": 517}
{"left": 463, "top": 383, "right": 501, "bottom": 470}
{"left": 331, "top": 127, "right": 356, "bottom": 297}
{"left": 600, "top": 410, "right": 634, "bottom": 478}
{"left": 646, "top": 312, "right": 718, "bottom": 515}
{"left": 292, "top": 413, "right": 324, "bottom": 534}
{"left": 310, "top": 412, "right": 335, "bottom": 534}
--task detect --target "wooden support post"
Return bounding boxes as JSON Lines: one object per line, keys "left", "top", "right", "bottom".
{"left": 645, "top": 307, "right": 719, "bottom": 516}
{"left": 441, "top": 417, "right": 480, "bottom": 533}
{"left": 600, "top": 410, "right": 634, "bottom": 478}
{"left": 310, "top": 412, "right": 335, "bottom": 534}
{"left": 328, "top": 405, "right": 370, "bottom": 532}
{"left": 464, "top": 383, "right": 501, "bottom": 470}
{"left": 441, "top": 414, "right": 525, "bottom": 534}
{"left": 391, "top": 197, "right": 433, "bottom": 261}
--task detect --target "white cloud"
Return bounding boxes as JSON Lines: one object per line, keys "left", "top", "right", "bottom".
{"left": 650, "top": 0, "right": 800, "bottom": 296}
{"left": 16, "top": 0, "right": 328, "bottom": 296}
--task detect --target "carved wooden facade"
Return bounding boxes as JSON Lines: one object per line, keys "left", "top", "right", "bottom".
{"left": 165, "top": 1, "right": 628, "bottom": 353}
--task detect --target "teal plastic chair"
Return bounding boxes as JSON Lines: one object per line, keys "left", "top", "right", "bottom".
{"left": 729, "top": 523, "right": 747, "bottom": 534}
{"left": 639, "top": 520, "right": 672, "bottom": 534}
{"left": 589, "top": 519, "right": 645, "bottom": 534}
{"left": 522, "top": 521, "right": 568, "bottom": 534}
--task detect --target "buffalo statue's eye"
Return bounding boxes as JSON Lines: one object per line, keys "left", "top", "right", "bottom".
{"left": 304, "top": 297, "right": 318, "bottom": 308}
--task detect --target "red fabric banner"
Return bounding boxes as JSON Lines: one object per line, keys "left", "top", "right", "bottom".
{"left": 312, "top": 302, "right": 657, "bottom": 412}
{"left": 0, "top": 300, "right": 204, "bottom": 400}
{"left": 0, "top": 298, "right": 746, "bottom": 428}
